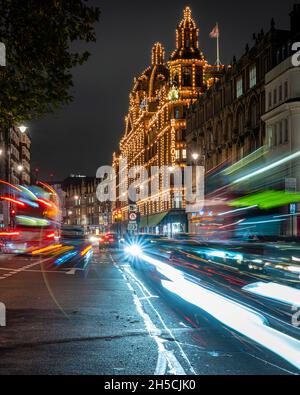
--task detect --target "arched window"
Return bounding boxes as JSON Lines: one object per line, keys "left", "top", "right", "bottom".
{"left": 216, "top": 123, "right": 222, "bottom": 146}
{"left": 237, "top": 109, "right": 244, "bottom": 133}
{"left": 182, "top": 67, "right": 192, "bottom": 87}
{"left": 249, "top": 99, "right": 258, "bottom": 128}
{"left": 225, "top": 116, "right": 232, "bottom": 141}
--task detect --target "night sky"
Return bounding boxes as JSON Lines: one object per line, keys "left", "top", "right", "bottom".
{"left": 31, "top": 0, "right": 296, "bottom": 181}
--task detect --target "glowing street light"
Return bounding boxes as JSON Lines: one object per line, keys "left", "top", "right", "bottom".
{"left": 19, "top": 126, "right": 28, "bottom": 134}
{"left": 192, "top": 153, "right": 199, "bottom": 161}
{"left": 17, "top": 165, "right": 24, "bottom": 172}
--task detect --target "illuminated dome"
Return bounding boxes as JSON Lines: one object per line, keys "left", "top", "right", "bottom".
{"left": 131, "top": 42, "right": 169, "bottom": 100}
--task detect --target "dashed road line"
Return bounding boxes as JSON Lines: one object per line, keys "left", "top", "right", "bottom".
{"left": 0, "top": 258, "right": 52, "bottom": 281}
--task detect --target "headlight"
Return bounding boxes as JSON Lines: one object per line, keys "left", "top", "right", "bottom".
{"left": 124, "top": 244, "right": 142, "bottom": 257}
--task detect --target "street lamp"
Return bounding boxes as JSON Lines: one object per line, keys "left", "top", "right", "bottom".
{"left": 74, "top": 195, "right": 79, "bottom": 201}
{"left": 18, "top": 126, "right": 28, "bottom": 134}
{"left": 17, "top": 165, "right": 24, "bottom": 172}
{"left": 192, "top": 153, "right": 199, "bottom": 162}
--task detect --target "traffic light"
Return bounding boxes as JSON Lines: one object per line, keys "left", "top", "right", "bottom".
{"left": 114, "top": 209, "right": 123, "bottom": 222}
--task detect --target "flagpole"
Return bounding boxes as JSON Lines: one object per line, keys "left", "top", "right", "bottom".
{"left": 216, "top": 22, "right": 220, "bottom": 68}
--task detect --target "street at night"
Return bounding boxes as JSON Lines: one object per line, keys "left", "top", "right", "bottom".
{"left": 1, "top": 0, "right": 300, "bottom": 382}
{"left": 0, "top": 241, "right": 299, "bottom": 375}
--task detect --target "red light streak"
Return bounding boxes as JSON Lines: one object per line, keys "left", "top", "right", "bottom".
{"left": 36, "top": 199, "right": 52, "bottom": 208}
{"left": 0, "top": 197, "right": 25, "bottom": 207}
{"left": 0, "top": 232, "right": 20, "bottom": 237}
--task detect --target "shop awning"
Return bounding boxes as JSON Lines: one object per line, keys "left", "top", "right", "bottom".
{"left": 139, "top": 212, "right": 169, "bottom": 228}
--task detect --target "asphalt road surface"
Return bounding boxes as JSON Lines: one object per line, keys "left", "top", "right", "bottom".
{"left": 0, "top": 250, "right": 298, "bottom": 375}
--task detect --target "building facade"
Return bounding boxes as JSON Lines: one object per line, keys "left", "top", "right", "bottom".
{"left": 63, "top": 175, "right": 111, "bottom": 234}
{"left": 113, "top": 7, "right": 223, "bottom": 236}
{"left": 262, "top": 51, "right": 300, "bottom": 235}
{"left": 186, "top": 5, "right": 300, "bottom": 234}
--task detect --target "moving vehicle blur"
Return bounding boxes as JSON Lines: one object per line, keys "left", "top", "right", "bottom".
{"left": 99, "top": 233, "right": 122, "bottom": 250}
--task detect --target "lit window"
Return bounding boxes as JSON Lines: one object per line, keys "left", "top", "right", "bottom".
{"left": 249, "top": 65, "right": 257, "bottom": 88}
{"left": 182, "top": 149, "right": 187, "bottom": 159}
{"left": 236, "top": 77, "right": 243, "bottom": 98}
{"left": 175, "top": 150, "right": 180, "bottom": 160}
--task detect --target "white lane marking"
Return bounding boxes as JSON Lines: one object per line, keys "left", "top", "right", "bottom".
{"left": 123, "top": 266, "right": 196, "bottom": 375}
{"left": 0, "top": 258, "right": 51, "bottom": 281}
{"left": 65, "top": 269, "right": 77, "bottom": 275}
{"left": 111, "top": 255, "right": 195, "bottom": 376}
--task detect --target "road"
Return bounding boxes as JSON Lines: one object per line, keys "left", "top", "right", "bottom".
{"left": 0, "top": 249, "right": 299, "bottom": 375}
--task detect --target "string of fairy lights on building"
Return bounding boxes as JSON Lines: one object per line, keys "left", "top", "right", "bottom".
{"left": 112, "top": 7, "right": 223, "bottom": 222}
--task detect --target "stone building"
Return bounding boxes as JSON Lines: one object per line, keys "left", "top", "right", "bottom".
{"left": 63, "top": 175, "right": 111, "bottom": 234}
{"left": 112, "top": 7, "right": 222, "bottom": 236}
{"left": 186, "top": 4, "right": 300, "bottom": 234}
{"left": 0, "top": 125, "right": 31, "bottom": 228}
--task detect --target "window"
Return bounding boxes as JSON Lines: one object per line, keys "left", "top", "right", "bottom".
{"left": 284, "top": 81, "right": 288, "bottom": 99}
{"left": 249, "top": 65, "right": 257, "bottom": 88}
{"left": 175, "top": 150, "right": 180, "bottom": 160}
{"left": 174, "top": 107, "right": 180, "bottom": 119}
{"left": 182, "top": 149, "right": 187, "bottom": 160}
{"left": 236, "top": 77, "right": 243, "bottom": 98}
{"left": 267, "top": 126, "right": 273, "bottom": 148}
{"left": 238, "top": 111, "right": 244, "bottom": 133}
{"left": 182, "top": 67, "right": 192, "bottom": 87}
{"left": 250, "top": 100, "right": 258, "bottom": 128}
{"left": 273, "top": 124, "right": 278, "bottom": 146}
{"left": 173, "top": 192, "right": 183, "bottom": 209}
{"left": 273, "top": 89, "right": 277, "bottom": 106}
{"left": 268, "top": 91, "right": 272, "bottom": 108}
{"left": 279, "top": 85, "right": 283, "bottom": 102}
{"left": 279, "top": 122, "right": 283, "bottom": 144}
{"left": 284, "top": 119, "right": 289, "bottom": 143}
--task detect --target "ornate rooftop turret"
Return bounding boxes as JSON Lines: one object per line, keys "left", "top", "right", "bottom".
{"left": 152, "top": 42, "right": 165, "bottom": 66}
{"left": 171, "top": 6, "right": 202, "bottom": 61}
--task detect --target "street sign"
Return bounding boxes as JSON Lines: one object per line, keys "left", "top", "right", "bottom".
{"left": 128, "top": 223, "right": 138, "bottom": 232}
{"left": 128, "top": 205, "right": 138, "bottom": 234}
{"left": 129, "top": 204, "right": 138, "bottom": 213}
{"left": 129, "top": 212, "right": 137, "bottom": 221}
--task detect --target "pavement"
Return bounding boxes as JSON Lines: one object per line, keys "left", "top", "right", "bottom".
{"left": 0, "top": 250, "right": 298, "bottom": 375}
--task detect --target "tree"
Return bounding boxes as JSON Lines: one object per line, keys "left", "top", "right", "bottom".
{"left": 0, "top": 0, "right": 100, "bottom": 127}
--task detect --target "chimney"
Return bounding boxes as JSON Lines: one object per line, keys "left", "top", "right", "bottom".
{"left": 290, "top": 4, "right": 300, "bottom": 35}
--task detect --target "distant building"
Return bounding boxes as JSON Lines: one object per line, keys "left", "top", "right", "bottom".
{"left": 186, "top": 4, "right": 300, "bottom": 234}
{"left": 62, "top": 175, "right": 111, "bottom": 234}
{"left": 0, "top": 126, "right": 31, "bottom": 228}
{"left": 112, "top": 7, "right": 223, "bottom": 236}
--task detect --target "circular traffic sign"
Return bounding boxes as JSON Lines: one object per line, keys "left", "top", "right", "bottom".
{"left": 129, "top": 213, "right": 137, "bottom": 221}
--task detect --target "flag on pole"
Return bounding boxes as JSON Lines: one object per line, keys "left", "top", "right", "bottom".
{"left": 210, "top": 24, "right": 219, "bottom": 39}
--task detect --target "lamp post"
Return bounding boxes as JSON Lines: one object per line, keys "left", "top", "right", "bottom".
{"left": 18, "top": 125, "right": 28, "bottom": 134}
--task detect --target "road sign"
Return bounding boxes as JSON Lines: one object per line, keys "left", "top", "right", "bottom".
{"left": 129, "top": 212, "right": 137, "bottom": 221}
{"left": 129, "top": 204, "right": 138, "bottom": 213}
{"left": 128, "top": 223, "right": 138, "bottom": 232}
